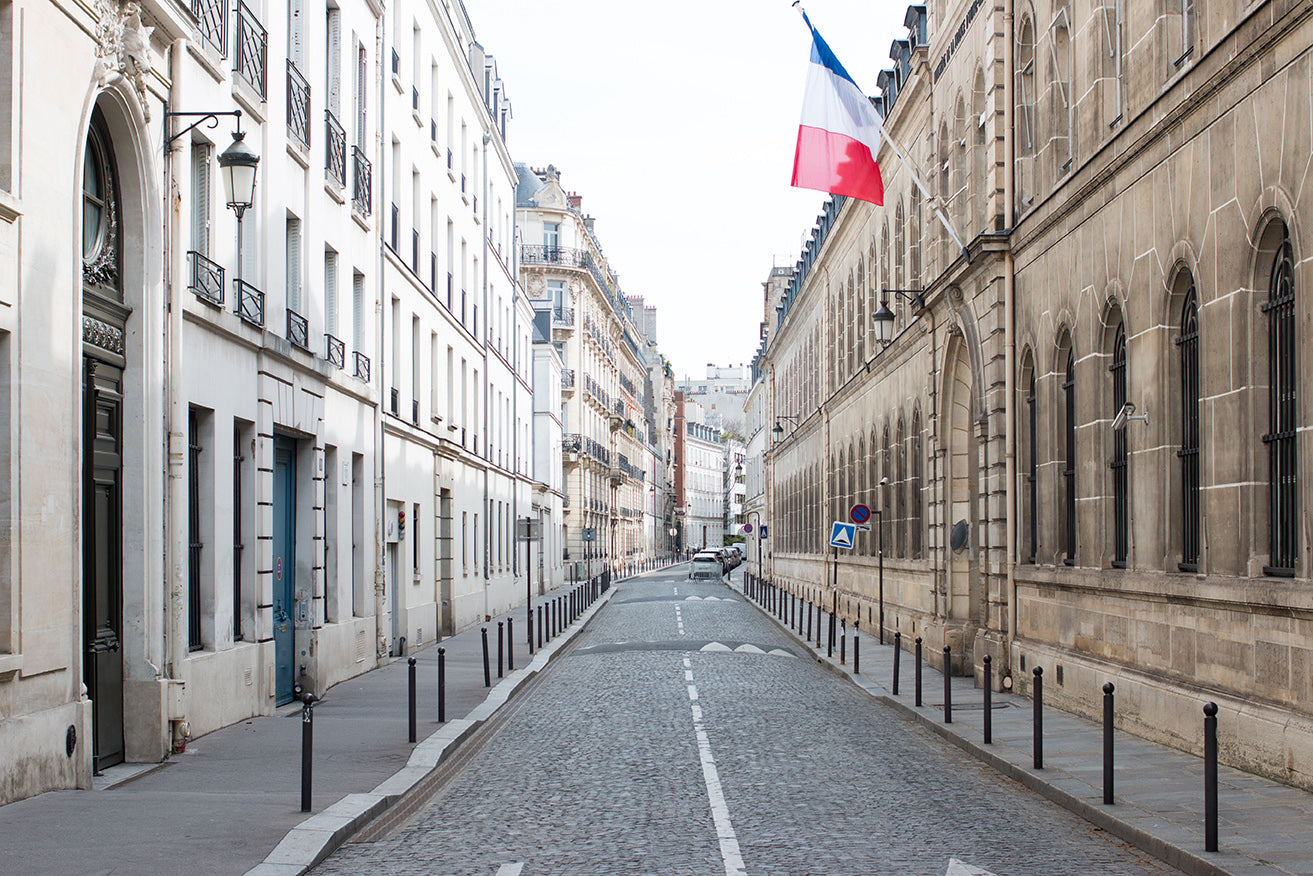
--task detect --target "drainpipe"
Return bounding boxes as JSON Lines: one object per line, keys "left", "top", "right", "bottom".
{"left": 374, "top": 13, "right": 388, "bottom": 656}
{"left": 1004, "top": 0, "right": 1019, "bottom": 677}
{"left": 165, "top": 37, "right": 190, "bottom": 750}
{"left": 482, "top": 133, "right": 491, "bottom": 616}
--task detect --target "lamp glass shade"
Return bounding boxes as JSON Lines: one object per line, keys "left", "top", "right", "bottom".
{"left": 217, "top": 132, "right": 260, "bottom": 211}
{"left": 873, "top": 301, "right": 894, "bottom": 345}
{"left": 772, "top": 422, "right": 784, "bottom": 435}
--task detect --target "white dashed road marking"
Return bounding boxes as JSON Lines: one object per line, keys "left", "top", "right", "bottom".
{"left": 495, "top": 864, "right": 525, "bottom": 876}
{"left": 684, "top": 674, "right": 745, "bottom": 876}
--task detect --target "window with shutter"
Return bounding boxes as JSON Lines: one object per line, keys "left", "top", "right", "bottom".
{"left": 286, "top": 216, "right": 302, "bottom": 313}
{"left": 352, "top": 272, "right": 365, "bottom": 350}
{"left": 324, "top": 250, "right": 338, "bottom": 337}
{"left": 190, "top": 142, "right": 211, "bottom": 256}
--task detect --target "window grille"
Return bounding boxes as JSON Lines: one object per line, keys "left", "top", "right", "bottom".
{"left": 234, "top": 0, "right": 267, "bottom": 98}
{"left": 1176, "top": 287, "right": 1200, "bottom": 570}
{"left": 188, "top": 410, "right": 203, "bottom": 650}
{"left": 1026, "top": 372, "right": 1038, "bottom": 563}
{"left": 1110, "top": 324, "right": 1128, "bottom": 567}
{"left": 1063, "top": 347, "right": 1076, "bottom": 565}
{"left": 1263, "top": 233, "right": 1297, "bottom": 575}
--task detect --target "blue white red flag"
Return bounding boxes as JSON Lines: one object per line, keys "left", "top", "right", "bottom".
{"left": 791, "top": 12, "right": 884, "bottom": 206}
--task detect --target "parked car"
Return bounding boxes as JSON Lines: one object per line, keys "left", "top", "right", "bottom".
{"left": 689, "top": 551, "right": 724, "bottom": 580}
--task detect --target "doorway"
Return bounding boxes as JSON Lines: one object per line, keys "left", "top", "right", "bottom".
{"left": 272, "top": 437, "right": 297, "bottom": 704}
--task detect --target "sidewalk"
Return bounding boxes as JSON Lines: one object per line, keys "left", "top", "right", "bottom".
{"left": 734, "top": 580, "right": 1313, "bottom": 876}
{"left": 0, "top": 567, "right": 669, "bottom": 876}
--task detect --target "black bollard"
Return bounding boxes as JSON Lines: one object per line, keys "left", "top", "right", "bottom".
{"left": 300, "top": 694, "right": 314, "bottom": 812}
{"left": 537, "top": 604, "right": 543, "bottom": 649}
{"left": 840, "top": 620, "right": 846, "bottom": 665}
{"left": 527, "top": 607, "right": 534, "bottom": 656}
{"left": 914, "top": 636, "right": 923, "bottom": 706}
{"left": 507, "top": 617, "right": 515, "bottom": 672}
{"left": 893, "top": 631, "right": 901, "bottom": 695}
{"left": 437, "top": 647, "right": 446, "bottom": 723}
{"left": 1033, "top": 666, "right": 1044, "bottom": 769}
{"left": 983, "top": 655, "right": 992, "bottom": 743}
{"left": 481, "top": 627, "right": 491, "bottom": 688}
{"left": 827, "top": 608, "right": 834, "bottom": 658}
{"left": 806, "top": 600, "right": 812, "bottom": 642}
{"left": 408, "top": 657, "right": 417, "bottom": 743}
{"left": 1103, "top": 682, "right": 1115, "bottom": 804}
{"left": 1204, "top": 702, "right": 1218, "bottom": 852}
{"left": 853, "top": 622, "right": 860, "bottom": 675}
{"left": 943, "top": 646, "right": 952, "bottom": 723}
{"left": 497, "top": 622, "right": 504, "bottom": 679}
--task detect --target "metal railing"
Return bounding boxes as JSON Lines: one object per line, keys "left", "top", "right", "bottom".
{"left": 561, "top": 368, "right": 576, "bottom": 390}
{"left": 325, "top": 110, "right": 345, "bottom": 187}
{"left": 412, "top": 399, "right": 420, "bottom": 425}
{"left": 325, "top": 333, "right": 345, "bottom": 369}
{"left": 286, "top": 308, "right": 309, "bottom": 349}
{"left": 389, "top": 203, "right": 399, "bottom": 251}
{"left": 412, "top": 229, "right": 419, "bottom": 273}
{"left": 188, "top": 250, "right": 224, "bottom": 305}
{"left": 287, "top": 60, "right": 310, "bottom": 148}
{"left": 352, "top": 146, "right": 371, "bottom": 216}
{"left": 191, "top": 0, "right": 227, "bottom": 56}
{"left": 521, "top": 244, "right": 588, "bottom": 268}
{"left": 552, "top": 306, "right": 575, "bottom": 327}
{"left": 353, "top": 351, "right": 370, "bottom": 382}
{"left": 235, "top": 0, "right": 267, "bottom": 98}
{"left": 235, "top": 278, "right": 264, "bottom": 327}
{"left": 389, "top": 387, "right": 399, "bottom": 415}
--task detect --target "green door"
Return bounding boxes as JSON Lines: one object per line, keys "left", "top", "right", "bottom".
{"left": 273, "top": 437, "right": 296, "bottom": 704}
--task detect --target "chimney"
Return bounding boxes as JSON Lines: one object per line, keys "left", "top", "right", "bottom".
{"left": 567, "top": 192, "right": 582, "bottom": 210}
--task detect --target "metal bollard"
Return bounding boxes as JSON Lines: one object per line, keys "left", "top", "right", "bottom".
{"left": 853, "top": 622, "right": 859, "bottom": 675}
{"left": 806, "top": 600, "right": 812, "bottom": 642}
{"left": 408, "top": 657, "right": 417, "bottom": 743}
{"left": 943, "top": 646, "right": 952, "bottom": 723}
{"left": 437, "top": 647, "right": 446, "bottom": 723}
{"left": 300, "top": 694, "right": 314, "bottom": 812}
{"left": 893, "top": 631, "right": 901, "bottom": 695}
{"left": 983, "top": 655, "right": 992, "bottom": 744}
{"left": 1103, "top": 682, "right": 1115, "bottom": 804}
{"left": 537, "top": 604, "right": 543, "bottom": 649}
{"left": 827, "top": 608, "right": 834, "bottom": 658}
{"left": 1204, "top": 702, "right": 1218, "bottom": 852}
{"left": 840, "top": 620, "right": 846, "bottom": 665}
{"left": 507, "top": 617, "right": 515, "bottom": 672}
{"left": 914, "top": 636, "right": 923, "bottom": 706}
{"left": 481, "top": 627, "right": 491, "bottom": 688}
{"left": 497, "top": 622, "right": 504, "bottom": 679}
{"left": 1033, "top": 666, "right": 1044, "bottom": 769}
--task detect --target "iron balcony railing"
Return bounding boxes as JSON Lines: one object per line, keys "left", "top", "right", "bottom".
{"left": 389, "top": 386, "right": 399, "bottom": 415}
{"left": 325, "top": 110, "right": 345, "bottom": 187}
{"left": 412, "top": 399, "right": 420, "bottom": 425}
{"left": 353, "top": 350, "right": 370, "bottom": 382}
{"left": 352, "top": 146, "right": 372, "bottom": 215}
{"left": 325, "top": 333, "right": 345, "bottom": 369}
{"left": 191, "top": 0, "right": 227, "bottom": 56}
{"left": 286, "top": 308, "right": 309, "bottom": 349}
{"left": 552, "top": 306, "right": 575, "bottom": 327}
{"left": 412, "top": 229, "right": 419, "bottom": 273}
{"left": 619, "top": 372, "right": 635, "bottom": 397}
{"left": 188, "top": 250, "right": 224, "bottom": 305}
{"left": 234, "top": 0, "right": 267, "bottom": 98}
{"left": 520, "top": 244, "right": 589, "bottom": 268}
{"left": 287, "top": 60, "right": 310, "bottom": 148}
{"left": 561, "top": 368, "right": 576, "bottom": 390}
{"left": 389, "top": 203, "right": 399, "bottom": 251}
{"left": 430, "top": 252, "right": 438, "bottom": 293}
{"left": 235, "top": 278, "right": 264, "bottom": 327}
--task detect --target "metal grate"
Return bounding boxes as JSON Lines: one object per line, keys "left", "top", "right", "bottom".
{"left": 1063, "top": 347, "right": 1076, "bottom": 565}
{"left": 1026, "top": 373, "right": 1038, "bottom": 563}
{"left": 287, "top": 60, "right": 311, "bottom": 148}
{"left": 286, "top": 308, "right": 309, "bottom": 349}
{"left": 1110, "top": 325, "right": 1128, "bottom": 567}
{"left": 325, "top": 110, "right": 346, "bottom": 187}
{"left": 191, "top": 0, "right": 228, "bottom": 57}
{"left": 235, "top": 278, "right": 264, "bottom": 327}
{"left": 352, "top": 146, "right": 372, "bottom": 216}
{"left": 325, "top": 333, "right": 345, "bottom": 369}
{"left": 234, "top": 0, "right": 267, "bottom": 98}
{"left": 353, "top": 350, "right": 370, "bottom": 382}
{"left": 188, "top": 250, "right": 224, "bottom": 306}
{"left": 1176, "top": 288, "right": 1200, "bottom": 570}
{"left": 188, "top": 410, "right": 203, "bottom": 651}
{"left": 1262, "top": 234, "right": 1297, "bottom": 575}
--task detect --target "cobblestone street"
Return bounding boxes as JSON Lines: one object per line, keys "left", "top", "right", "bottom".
{"left": 314, "top": 569, "right": 1179, "bottom": 876}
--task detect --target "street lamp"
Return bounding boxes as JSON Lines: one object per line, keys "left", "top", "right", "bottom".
{"left": 875, "top": 288, "right": 925, "bottom": 349}
{"left": 216, "top": 131, "right": 260, "bottom": 288}
{"left": 772, "top": 414, "right": 800, "bottom": 440}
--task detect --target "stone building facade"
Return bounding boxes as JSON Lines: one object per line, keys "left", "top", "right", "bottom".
{"left": 752, "top": 1, "right": 1313, "bottom": 789}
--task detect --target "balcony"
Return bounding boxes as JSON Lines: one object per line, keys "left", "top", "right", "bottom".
{"left": 287, "top": 60, "right": 310, "bottom": 149}
{"left": 521, "top": 245, "right": 588, "bottom": 268}
{"left": 234, "top": 279, "right": 264, "bottom": 327}
{"left": 325, "top": 333, "right": 345, "bottom": 369}
{"left": 235, "top": 0, "right": 267, "bottom": 98}
{"left": 286, "top": 308, "right": 309, "bottom": 350}
{"left": 352, "top": 146, "right": 372, "bottom": 216}
{"left": 552, "top": 306, "right": 575, "bottom": 331}
{"left": 191, "top": 0, "right": 227, "bottom": 57}
{"left": 187, "top": 250, "right": 224, "bottom": 306}
{"left": 353, "top": 351, "right": 370, "bottom": 382}
{"left": 561, "top": 368, "right": 576, "bottom": 391}
{"left": 325, "top": 110, "right": 345, "bottom": 188}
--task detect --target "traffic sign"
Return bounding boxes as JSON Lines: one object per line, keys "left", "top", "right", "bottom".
{"left": 581, "top": 527, "right": 597, "bottom": 542}
{"left": 742, "top": 523, "right": 753, "bottom": 534}
{"left": 829, "top": 521, "right": 856, "bottom": 549}
{"left": 760, "top": 525, "right": 769, "bottom": 539}
{"left": 855, "top": 522, "right": 872, "bottom": 532}
{"left": 850, "top": 503, "right": 871, "bottom": 524}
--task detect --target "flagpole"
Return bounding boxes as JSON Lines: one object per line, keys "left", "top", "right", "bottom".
{"left": 878, "top": 126, "right": 972, "bottom": 264}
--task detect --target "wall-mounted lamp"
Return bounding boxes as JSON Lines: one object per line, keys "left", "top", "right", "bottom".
{"left": 772, "top": 414, "right": 800, "bottom": 438}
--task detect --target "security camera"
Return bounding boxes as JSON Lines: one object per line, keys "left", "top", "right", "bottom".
{"left": 1111, "top": 403, "right": 1131, "bottom": 431}
{"left": 880, "top": 476, "right": 889, "bottom": 486}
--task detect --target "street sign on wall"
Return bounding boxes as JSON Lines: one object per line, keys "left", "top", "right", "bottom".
{"left": 850, "top": 503, "right": 871, "bottom": 524}
{"left": 742, "top": 523, "right": 753, "bottom": 534}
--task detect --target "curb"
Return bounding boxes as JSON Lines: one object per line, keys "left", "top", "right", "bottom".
{"left": 245, "top": 581, "right": 621, "bottom": 876}
{"left": 735, "top": 583, "right": 1261, "bottom": 876}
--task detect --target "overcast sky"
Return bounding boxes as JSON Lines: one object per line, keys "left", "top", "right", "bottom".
{"left": 466, "top": 0, "right": 911, "bottom": 380}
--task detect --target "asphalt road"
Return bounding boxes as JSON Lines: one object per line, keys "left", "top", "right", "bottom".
{"left": 314, "top": 567, "right": 1179, "bottom": 876}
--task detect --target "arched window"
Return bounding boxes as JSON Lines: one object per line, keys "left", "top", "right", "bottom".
{"left": 911, "top": 410, "right": 923, "bottom": 558}
{"left": 1020, "top": 350, "right": 1038, "bottom": 563}
{"left": 1052, "top": 5, "right": 1072, "bottom": 176}
{"left": 881, "top": 424, "right": 892, "bottom": 553}
{"left": 1110, "top": 320, "right": 1128, "bottom": 567}
{"left": 894, "top": 198, "right": 906, "bottom": 293}
{"left": 1017, "top": 16, "right": 1036, "bottom": 159}
{"left": 1266, "top": 225, "right": 1297, "bottom": 574}
{"left": 82, "top": 117, "right": 122, "bottom": 298}
{"left": 856, "top": 256, "right": 866, "bottom": 364}
{"left": 895, "top": 417, "right": 907, "bottom": 558}
{"left": 1061, "top": 337, "right": 1076, "bottom": 565}
{"left": 909, "top": 187, "right": 923, "bottom": 285}
{"left": 1177, "top": 285, "right": 1200, "bottom": 571}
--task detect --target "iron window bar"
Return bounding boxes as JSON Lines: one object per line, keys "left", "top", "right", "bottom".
{"left": 192, "top": 0, "right": 228, "bottom": 57}
{"left": 287, "top": 60, "right": 311, "bottom": 149}
{"left": 188, "top": 410, "right": 203, "bottom": 651}
{"left": 352, "top": 146, "right": 372, "bottom": 216}
{"left": 286, "top": 308, "right": 309, "bottom": 350}
{"left": 1175, "top": 287, "right": 1200, "bottom": 571}
{"left": 1262, "top": 235, "right": 1297, "bottom": 576}
{"left": 325, "top": 333, "right": 345, "bottom": 369}
{"left": 353, "top": 351, "right": 370, "bottom": 382}
{"left": 234, "top": 0, "right": 267, "bottom": 98}
{"left": 188, "top": 250, "right": 224, "bottom": 306}
{"left": 1063, "top": 349, "right": 1077, "bottom": 565}
{"left": 1110, "top": 326, "right": 1128, "bottom": 568}
{"left": 325, "top": 110, "right": 346, "bottom": 187}
{"left": 235, "top": 278, "right": 264, "bottom": 327}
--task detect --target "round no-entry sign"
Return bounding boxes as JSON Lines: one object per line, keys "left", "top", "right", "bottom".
{"left": 850, "top": 503, "right": 871, "bottom": 524}
{"left": 742, "top": 523, "right": 753, "bottom": 534}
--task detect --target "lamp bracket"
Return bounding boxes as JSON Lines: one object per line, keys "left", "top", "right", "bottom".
{"left": 165, "top": 107, "right": 243, "bottom": 148}
{"left": 882, "top": 287, "right": 927, "bottom": 310}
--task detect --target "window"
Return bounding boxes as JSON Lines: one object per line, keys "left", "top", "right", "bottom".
{"left": 286, "top": 214, "right": 302, "bottom": 314}
{"left": 1175, "top": 0, "right": 1196, "bottom": 67}
{"left": 188, "top": 409, "right": 205, "bottom": 651}
{"left": 1264, "top": 225, "right": 1297, "bottom": 575}
{"left": 543, "top": 222, "right": 560, "bottom": 250}
{"left": 190, "top": 142, "right": 212, "bottom": 256}
{"left": 0, "top": 0, "right": 11, "bottom": 191}
{"left": 352, "top": 271, "right": 365, "bottom": 352}
{"left": 1050, "top": 5, "right": 1072, "bottom": 175}
{"left": 232, "top": 422, "right": 245, "bottom": 640}
{"left": 1176, "top": 285, "right": 1200, "bottom": 571}
{"left": 1024, "top": 359, "right": 1038, "bottom": 563}
{"left": 324, "top": 249, "right": 338, "bottom": 340}
{"left": 1110, "top": 321, "right": 1128, "bottom": 567}
{"left": 1062, "top": 343, "right": 1076, "bottom": 565}
{"left": 911, "top": 411, "right": 923, "bottom": 559}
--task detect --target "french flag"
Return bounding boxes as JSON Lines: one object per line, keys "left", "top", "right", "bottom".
{"left": 791, "top": 12, "right": 884, "bottom": 206}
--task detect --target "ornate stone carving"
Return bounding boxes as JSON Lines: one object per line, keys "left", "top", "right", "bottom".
{"left": 83, "top": 315, "right": 125, "bottom": 354}
{"left": 93, "top": 0, "right": 155, "bottom": 122}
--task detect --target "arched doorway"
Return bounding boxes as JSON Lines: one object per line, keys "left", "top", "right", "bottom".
{"left": 81, "top": 105, "right": 131, "bottom": 770}
{"left": 942, "top": 334, "right": 980, "bottom": 628}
